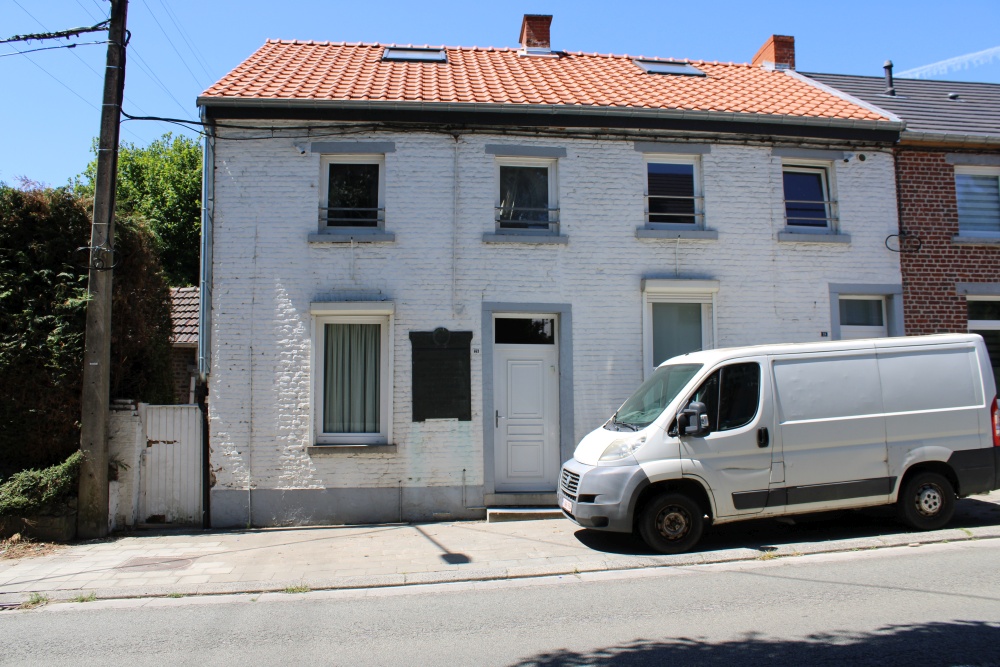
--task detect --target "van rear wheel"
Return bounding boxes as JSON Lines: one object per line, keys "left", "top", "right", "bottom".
{"left": 896, "top": 472, "right": 956, "bottom": 531}
{"left": 638, "top": 493, "right": 704, "bottom": 554}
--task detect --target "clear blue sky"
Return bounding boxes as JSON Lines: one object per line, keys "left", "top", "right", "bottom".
{"left": 3, "top": 0, "right": 1000, "bottom": 187}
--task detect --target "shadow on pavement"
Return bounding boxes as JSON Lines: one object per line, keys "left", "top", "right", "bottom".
{"left": 574, "top": 496, "right": 1000, "bottom": 556}
{"left": 508, "top": 620, "right": 1000, "bottom": 666}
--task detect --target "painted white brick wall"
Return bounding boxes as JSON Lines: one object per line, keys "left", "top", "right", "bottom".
{"left": 209, "top": 127, "right": 900, "bottom": 494}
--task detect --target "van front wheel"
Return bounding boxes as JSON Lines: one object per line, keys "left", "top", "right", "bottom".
{"left": 896, "top": 472, "right": 956, "bottom": 531}
{"left": 638, "top": 493, "right": 704, "bottom": 554}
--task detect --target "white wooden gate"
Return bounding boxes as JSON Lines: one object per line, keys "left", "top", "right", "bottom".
{"left": 139, "top": 404, "right": 202, "bottom": 524}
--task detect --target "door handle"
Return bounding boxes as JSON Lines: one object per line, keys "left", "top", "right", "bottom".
{"left": 757, "top": 427, "right": 769, "bottom": 448}
{"left": 495, "top": 410, "right": 503, "bottom": 428}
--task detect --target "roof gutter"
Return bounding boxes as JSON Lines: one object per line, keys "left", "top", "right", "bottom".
{"left": 196, "top": 97, "right": 903, "bottom": 134}
{"left": 901, "top": 130, "right": 1000, "bottom": 147}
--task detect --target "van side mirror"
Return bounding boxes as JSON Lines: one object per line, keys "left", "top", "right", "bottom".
{"left": 678, "top": 402, "right": 711, "bottom": 437}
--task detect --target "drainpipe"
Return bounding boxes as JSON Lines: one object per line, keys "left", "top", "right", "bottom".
{"left": 198, "top": 107, "right": 214, "bottom": 382}
{"left": 197, "top": 107, "right": 215, "bottom": 527}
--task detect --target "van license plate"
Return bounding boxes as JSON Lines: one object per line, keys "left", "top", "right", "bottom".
{"left": 560, "top": 497, "right": 573, "bottom": 513}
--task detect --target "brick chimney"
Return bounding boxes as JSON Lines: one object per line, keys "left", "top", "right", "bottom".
{"left": 752, "top": 35, "right": 795, "bottom": 70}
{"left": 519, "top": 14, "right": 552, "bottom": 53}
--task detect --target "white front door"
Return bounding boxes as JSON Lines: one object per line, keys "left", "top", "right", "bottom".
{"left": 493, "top": 316, "right": 560, "bottom": 492}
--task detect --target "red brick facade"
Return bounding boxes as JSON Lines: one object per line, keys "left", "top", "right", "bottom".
{"left": 896, "top": 149, "right": 1000, "bottom": 334}
{"left": 171, "top": 346, "right": 196, "bottom": 404}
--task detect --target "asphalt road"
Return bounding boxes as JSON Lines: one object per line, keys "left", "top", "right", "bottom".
{"left": 2, "top": 540, "right": 999, "bottom": 666}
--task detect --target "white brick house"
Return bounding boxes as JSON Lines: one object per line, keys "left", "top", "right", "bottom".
{"left": 197, "top": 19, "right": 904, "bottom": 527}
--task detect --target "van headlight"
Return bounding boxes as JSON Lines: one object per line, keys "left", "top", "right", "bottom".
{"left": 599, "top": 435, "right": 646, "bottom": 461}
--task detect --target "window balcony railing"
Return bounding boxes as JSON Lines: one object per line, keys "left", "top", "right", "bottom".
{"left": 784, "top": 199, "right": 839, "bottom": 228}
{"left": 495, "top": 206, "right": 560, "bottom": 234}
{"left": 319, "top": 207, "right": 385, "bottom": 228}
{"left": 645, "top": 194, "right": 703, "bottom": 226}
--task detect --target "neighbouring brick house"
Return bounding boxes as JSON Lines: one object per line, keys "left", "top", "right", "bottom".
{"left": 197, "top": 17, "right": 903, "bottom": 527}
{"left": 804, "top": 68, "right": 1000, "bottom": 394}
{"left": 169, "top": 286, "right": 199, "bottom": 404}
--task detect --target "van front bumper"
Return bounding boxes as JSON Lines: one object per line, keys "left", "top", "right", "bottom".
{"left": 557, "top": 458, "right": 649, "bottom": 534}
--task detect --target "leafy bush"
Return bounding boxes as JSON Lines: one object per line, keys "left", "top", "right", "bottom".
{"left": 0, "top": 185, "right": 173, "bottom": 474}
{"left": 74, "top": 133, "right": 202, "bottom": 286}
{"left": 0, "top": 451, "right": 83, "bottom": 518}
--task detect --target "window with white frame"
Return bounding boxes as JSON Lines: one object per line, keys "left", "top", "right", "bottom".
{"left": 839, "top": 296, "right": 887, "bottom": 340}
{"left": 783, "top": 163, "right": 837, "bottom": 231}
{"left": 645, "top": 156, "right": 702, "bottom": 227}
{"left": 968, "top": 297, "right": 1000, "bottom": 397}
{"left": 642, "top": 280, "right": 718, "bottom": 376}
{"left": 496, "top": 157, "right": 558, "bottom": 232}
{"left": 312, "top": 304, "right": 393, "bottom": 445}
{"left": 955, "top": 166, "right": 1000, "bottom": 237}
{"left": 319, "top": 155, "right": 385, "bottom": 230}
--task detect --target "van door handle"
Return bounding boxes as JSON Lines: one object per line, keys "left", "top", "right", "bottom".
{"left": 757, "top": 427, "right": 769, "bottom": 448}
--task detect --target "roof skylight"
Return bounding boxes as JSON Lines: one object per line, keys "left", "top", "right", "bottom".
{"left": 634, "top": 60, "right": 705, "bottom": 77}
{"left": 382, "top": 47, "right": 447, "bottom": 62}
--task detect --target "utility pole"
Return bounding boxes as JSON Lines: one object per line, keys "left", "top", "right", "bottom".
{"left": 78, "top": 0, "right": 128, "bottom": 539}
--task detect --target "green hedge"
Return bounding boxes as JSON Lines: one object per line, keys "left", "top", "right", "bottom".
{"left": 0, "top": 451, "right": 83, "bottom": 518}
{"left": 0, "top": 185, "right": 173, "bottom": 475}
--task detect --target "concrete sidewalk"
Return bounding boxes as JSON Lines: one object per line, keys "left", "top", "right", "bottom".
{"left": 3, "top": 493, "right": 1000, "bottom": 607}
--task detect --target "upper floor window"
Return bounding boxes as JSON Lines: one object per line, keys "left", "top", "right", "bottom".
{"left": 956, "top": 167, "right": 1000, "bottom": 237}
{"left": 646, "top": 156, "right": 702, "bottom": 227}
{"left": 783, "top": 164, "right": 837, "bottom": 231}
{"left": 496, "top": 157, "right": 559, "bottom": 233}
{"left": 320, "top": 155, "right": 385, "bottom": 230}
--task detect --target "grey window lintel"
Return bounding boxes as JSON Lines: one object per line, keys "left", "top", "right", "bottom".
{"left": 636, "top": 227, "right": 718, "bottom": 240}
{"left": 956, "top": 282, "right": 1000, "bottom": 296}
{"left": 946, "top": 154, "right": 1000, "bottom": 167}
{"left": 485, "top": 144, "right": 566, "bottom": 158}
{"left": 309, "top": 232, "right": 396, "bottom": 244}
{"left": 482, "top": 233, "right": 568, "bottom": 244}
{"left": 952, "top": 235, "right": 1000, "bottom": 246}
{"left": 772, "top": 147, "right": 846, "bottom": 161}
{"left": 634, "top": 142, "right": 711, "bottom": 155}
{"left": 778, "top": 231, "right": 851, "bottom": 244}
{"left": 310, "top": 141, "right": 396, "bottom": 154}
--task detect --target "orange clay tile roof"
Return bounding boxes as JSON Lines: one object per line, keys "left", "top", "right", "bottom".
{"left": 201, "top": 40, "right": 889, "bottom": 123}
{"left": 170, "top": 286, "right": 199, "bottom": 346}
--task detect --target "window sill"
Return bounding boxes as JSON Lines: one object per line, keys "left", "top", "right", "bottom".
{"left": 307, "top": 444, "right": 397, "bottom": 456}
{"left": 308, "top": 232, "right": 396, "bottom": 244}
{"left": 636, "top": 227, "right": 718, "bottom": 240}
{"left": 482, "top": 233, "right": 568, "bottom": 245}
{"left": 777, "top": 231, "right": 851, "bottom": 244}
{"left": 952, "top": 235, "right": 1000, "bottom": 246}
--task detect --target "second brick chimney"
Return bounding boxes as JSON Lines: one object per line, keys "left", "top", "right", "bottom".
{"left": 752, "top": 35, "right": 795, "bottom": 70}
{"left": 519, "top": 14, "right": 553, "bottom": 53}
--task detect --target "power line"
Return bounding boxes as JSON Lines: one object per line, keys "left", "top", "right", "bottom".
{"left": 0, "top": 40, "right": 107, "bottom": 58}
{"left": 6, "top": 0, "right": 164, "bottom": 140}
{"left": 138, "top": 0, "right": 207, "bottom": 89}
{"left": 126, "top": 45, "right": 193, "bottom": 116}
{"left": 73, "top": 0, "right": 105, "bottom": 22}
{"left": 156, "top": 0, "right": 213, "bottom": 82}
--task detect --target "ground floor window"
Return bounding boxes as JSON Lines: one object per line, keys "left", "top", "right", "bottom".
{"left": 642, "top": 279, "right": 718, "bottom": 376}
{"left": 839, "top": 296, "right": 887, "bottom": 340}
{"left": 968, "top": 298, "right": 1000, "bottom": 398}
{"left": 312, "top": 304, "right": 393, "bottom": 444}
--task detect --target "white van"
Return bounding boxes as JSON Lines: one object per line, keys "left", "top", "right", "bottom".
{"left": 558, "top": 334, "right": 1000, "bottom": 553}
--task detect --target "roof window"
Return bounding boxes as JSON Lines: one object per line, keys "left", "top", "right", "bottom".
{"left": 634, "top": 60, "right": 705, "bottom": 77}
{"left": 382, "top": 47, "right": 447, "bottom": 62}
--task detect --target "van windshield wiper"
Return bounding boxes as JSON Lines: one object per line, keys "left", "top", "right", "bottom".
{"left": 612, "top": 412, "right": 639, "bottom": 431}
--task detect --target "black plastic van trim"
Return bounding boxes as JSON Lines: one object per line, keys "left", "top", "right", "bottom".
{"left": 732, "top": 477, "right": 896, "bottom": 510}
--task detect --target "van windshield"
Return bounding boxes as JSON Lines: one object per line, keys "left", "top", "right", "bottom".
{"left": 611, "top": 364, "right": 703, "bottom": 430}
